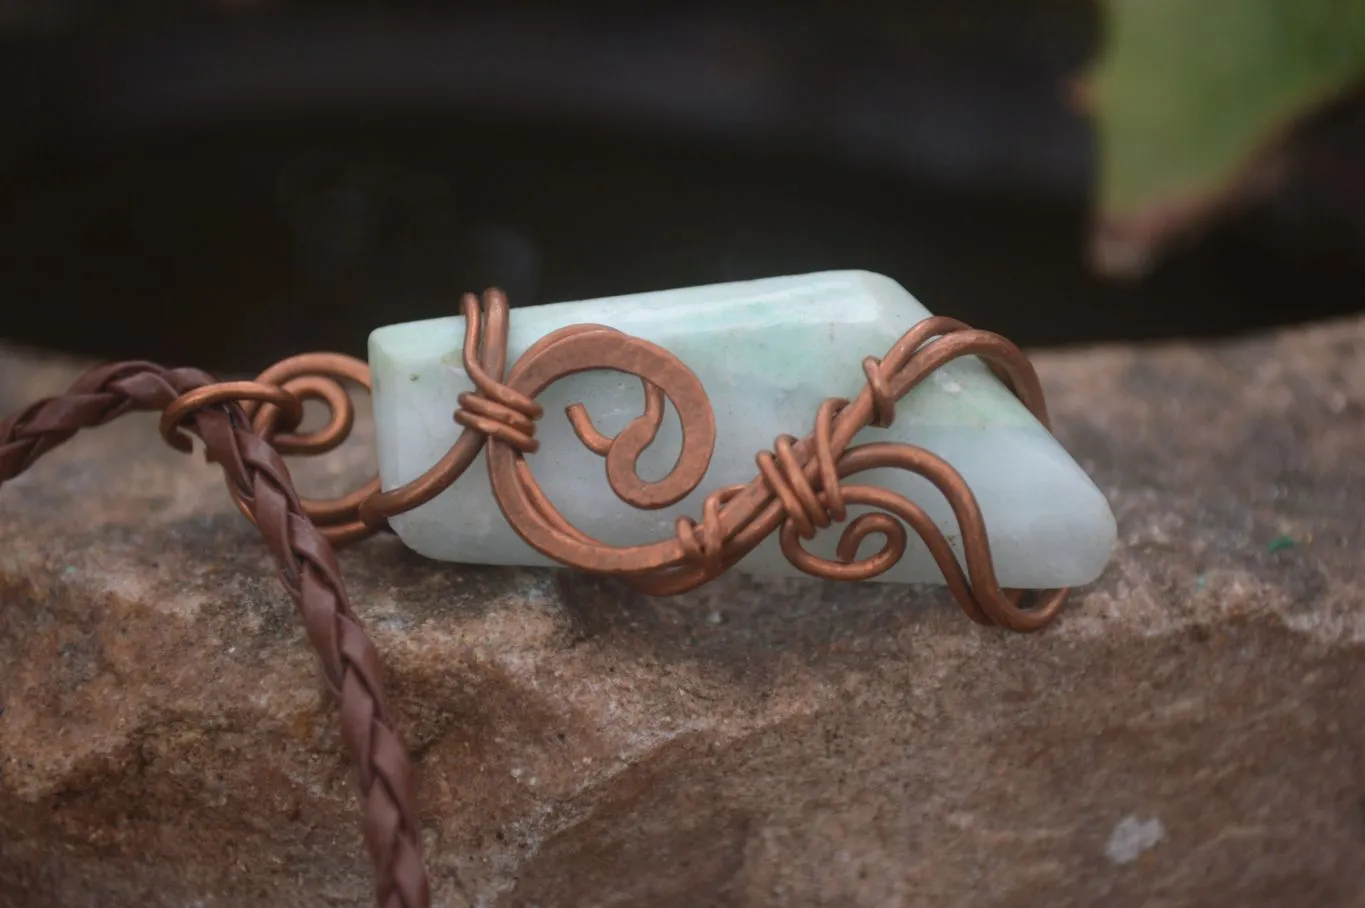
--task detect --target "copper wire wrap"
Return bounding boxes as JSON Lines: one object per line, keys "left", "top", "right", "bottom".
{"left": 0, "top": 287, "right": 1072, "bottom": 908}
{"left": 165, "top": 287, "right": 1070, "bottom": 631}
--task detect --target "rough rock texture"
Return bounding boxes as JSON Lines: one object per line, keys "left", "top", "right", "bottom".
{"left": 2, "top": 316, "right": 1364, "bottom": 908}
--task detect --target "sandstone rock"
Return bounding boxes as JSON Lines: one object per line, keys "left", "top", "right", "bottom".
{"left": 2, "top": 316, "right": 1364, "bottom": 908}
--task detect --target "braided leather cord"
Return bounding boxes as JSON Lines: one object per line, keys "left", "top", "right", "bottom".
{"left": 0, "top": 362, "right": 432, "bottom": 908}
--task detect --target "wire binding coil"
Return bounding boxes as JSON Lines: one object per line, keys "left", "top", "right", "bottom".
{"left": 182, "top": 288, "right": 1070, "bottom": 632}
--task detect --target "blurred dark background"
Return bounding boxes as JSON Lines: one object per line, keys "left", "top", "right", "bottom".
{"left": 1, "top": 1, "right": 1363, "bottom": 373}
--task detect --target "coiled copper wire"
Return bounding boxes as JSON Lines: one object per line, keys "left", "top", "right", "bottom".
{"left": 159, "top": 288, "right": 1070, "bottom": 631}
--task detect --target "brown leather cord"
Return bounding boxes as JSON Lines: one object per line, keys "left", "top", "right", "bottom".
{"left": 0, "top": 361, "right": 432, "bottom": 908}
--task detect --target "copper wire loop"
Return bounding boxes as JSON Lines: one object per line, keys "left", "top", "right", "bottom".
{"left": 181, "top": 353, "right": 384, "bottom": 546}
{"left": 159, "top": 288, "right": 1070, "bottom": 631}
{"left": 160, "top": 380, "right": 303, "bottom": 453}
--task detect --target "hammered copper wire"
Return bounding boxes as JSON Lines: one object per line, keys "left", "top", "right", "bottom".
{"left": 188, "top": 287, "right": 1067, "bottom": 633}
{"left": 454, "top": 292, "right": 1063, "bottom": 631}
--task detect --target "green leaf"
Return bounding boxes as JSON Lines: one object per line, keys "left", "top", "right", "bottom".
{"left": 1090, "top": 0, "right": 1365, "bottom": 259}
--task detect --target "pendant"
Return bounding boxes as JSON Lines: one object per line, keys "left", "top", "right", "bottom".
{"left": 367, "top": 270, "right": 1116, "bottom": 592}
{"left": 0, "top": 271, "right": 1121, "bottom": 908}
{"left": 0, "top": 267, "right": 1119, "bottom": 906}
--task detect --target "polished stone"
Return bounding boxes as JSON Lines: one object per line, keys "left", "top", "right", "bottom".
{"left": 368, "top": 271, "right": 1117, "bottom": 588}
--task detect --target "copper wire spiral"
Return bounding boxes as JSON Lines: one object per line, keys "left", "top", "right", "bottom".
{"left": 181, "top": 288, "right": 1068, "bottom": 632}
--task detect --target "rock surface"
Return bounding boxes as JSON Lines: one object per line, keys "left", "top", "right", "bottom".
{"left": 2, "top": 315, "right": 1364, "bottom": 908}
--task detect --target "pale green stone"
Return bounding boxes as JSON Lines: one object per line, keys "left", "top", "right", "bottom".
{"left": 369, "top": 271, "right": 1116, "bottom": 588}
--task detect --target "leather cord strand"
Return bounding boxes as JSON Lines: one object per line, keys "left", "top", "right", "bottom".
{"left": 0, "top": 362, "right": 432, "bottom": 908}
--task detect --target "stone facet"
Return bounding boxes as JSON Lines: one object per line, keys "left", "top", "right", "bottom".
{"left": 368, "top": 270, "right": 1117, "bottom": 588}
